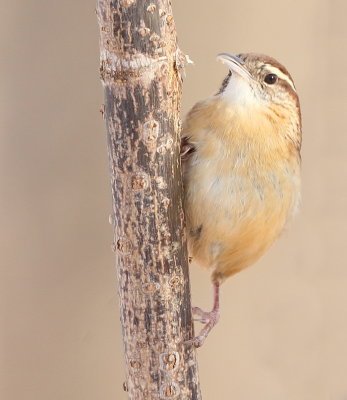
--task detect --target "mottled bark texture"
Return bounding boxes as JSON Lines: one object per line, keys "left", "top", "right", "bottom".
{"left": 96, "top": 1, "right": 201, "bottom": 399}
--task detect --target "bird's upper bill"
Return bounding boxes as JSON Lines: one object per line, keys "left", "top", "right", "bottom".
{"left": 217, "top": 53, "right": 252, "bottom": 81}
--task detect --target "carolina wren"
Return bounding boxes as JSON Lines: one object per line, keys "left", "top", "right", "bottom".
{"left": 182, "top": 53, "right": 302, "bottom": 347}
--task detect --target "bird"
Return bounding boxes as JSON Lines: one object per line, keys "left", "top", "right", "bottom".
{"left": 181, "top": 53, "right": 302, "bottom": 347}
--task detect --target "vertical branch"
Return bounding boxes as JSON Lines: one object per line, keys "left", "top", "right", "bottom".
{"left": 96, "top": 1, "right": 201, "bottom": 400}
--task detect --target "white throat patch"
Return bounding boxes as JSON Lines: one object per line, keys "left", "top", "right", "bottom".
{"left": 220, "top": 74, "right": 260, "bottom": 107}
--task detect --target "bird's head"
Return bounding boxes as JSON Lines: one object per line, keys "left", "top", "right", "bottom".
{"left": 216, "top": 52, "right": 301, "bottom": 150}
{"left": 217, "top": 52, "right": 300, "bottom": 113}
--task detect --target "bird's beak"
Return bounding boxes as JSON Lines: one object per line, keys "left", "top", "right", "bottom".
{"left": 217, "top": 53, "right": 252, "bottom": 80}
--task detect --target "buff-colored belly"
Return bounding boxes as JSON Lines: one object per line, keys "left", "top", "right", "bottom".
{"left": 185, "top": 157, "right": 300, "bottom": 283}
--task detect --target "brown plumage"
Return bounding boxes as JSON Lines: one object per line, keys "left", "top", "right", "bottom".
{"left": 182, "top": 53, "right": 302, "bottom": 347}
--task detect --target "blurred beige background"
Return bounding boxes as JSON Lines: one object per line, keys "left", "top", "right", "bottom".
{"left": 1, "top": 0, "right": 347, "bottom": 399}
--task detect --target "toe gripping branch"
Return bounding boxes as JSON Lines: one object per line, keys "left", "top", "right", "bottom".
{"left": 186, "top": 281, "right": 220, "bottom": 348}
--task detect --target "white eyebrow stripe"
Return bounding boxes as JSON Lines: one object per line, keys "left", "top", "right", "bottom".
{"left": 265, "top": 65, "right": 296, "bottom": 92}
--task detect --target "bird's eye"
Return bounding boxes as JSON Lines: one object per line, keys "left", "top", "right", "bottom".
{"left": 264, "top": 73, "right": 278, "bottom": 85}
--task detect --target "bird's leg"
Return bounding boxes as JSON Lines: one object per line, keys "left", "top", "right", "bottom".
{"left": 187, "top": 281, "right": 220, "bottom": 348}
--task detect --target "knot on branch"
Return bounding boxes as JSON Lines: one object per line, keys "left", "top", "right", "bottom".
{"left": 99, "top": 53, "right": 169, "bottom": 83}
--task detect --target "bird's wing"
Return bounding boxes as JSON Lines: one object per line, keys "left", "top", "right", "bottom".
{"left": 180, "top": 134, "right": 196, "bottom": 162}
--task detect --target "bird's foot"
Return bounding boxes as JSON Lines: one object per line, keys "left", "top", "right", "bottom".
{"left": 186, "top": 306, "right": 220, "bottom": 348}
{"left": 192, "top": 306, "right": 213, "bottom": 323}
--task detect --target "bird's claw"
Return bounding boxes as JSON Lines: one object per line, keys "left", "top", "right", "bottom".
{"left": 185, "top": 306, "right": 220, "bottom": 348}
{"left": 192, "top": 306, "right": 211, "bottom": 324}
{"left": 183, "top": 335, "right": 205, "bottom": 348}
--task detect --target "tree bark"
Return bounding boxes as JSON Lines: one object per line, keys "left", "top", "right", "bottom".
{"left": 96, "top": 1, "right": 201, "bottom": 399}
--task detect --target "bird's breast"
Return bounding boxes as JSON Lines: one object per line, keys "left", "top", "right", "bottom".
{"left": 182, "top": 97, "right": 301, "bottom": 278}
{"left": 184, "top": 129, "right": 301, "bottom": 274}
{"left": 185, "top": 138, "right": 300, "bottom": 221}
